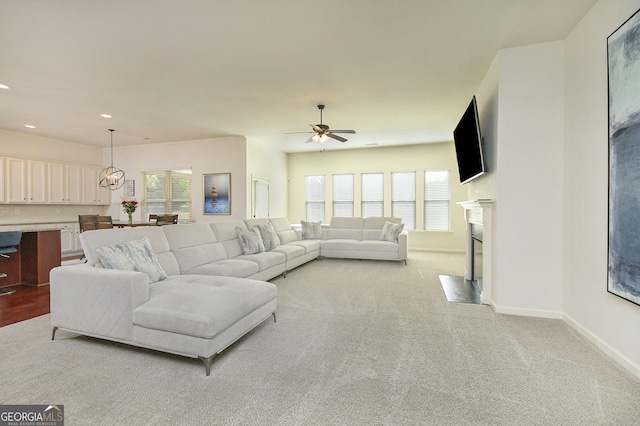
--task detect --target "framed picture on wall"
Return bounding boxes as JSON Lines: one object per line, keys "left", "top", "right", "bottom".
{"left": 607, "top": 7, "right": 640, "bottom": 306}
{"left": 203, "top": 173, "right": 231, "bottom": 215}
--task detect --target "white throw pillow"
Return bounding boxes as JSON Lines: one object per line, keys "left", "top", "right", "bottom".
{"left": 300, "top": 220, "right": 322, "bottom": 239}
{"left": 256, "top": 223, "right": 281, "bottom": 251}
{"left": 379, "top": 221, "right": 404, "bottom": 243}
{"left": 96, "top": 236, "right": 168, "bottom": 283}
{"left": 236, "top": 226, "right": 265, "bottom": 254}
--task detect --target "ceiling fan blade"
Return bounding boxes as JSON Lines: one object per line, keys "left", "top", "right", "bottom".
{"left": 329, "top": 130, "right": 356, "bottom": 134}
{"left": 284, "top": 131, "right": 314, "bottom": 134}
{"left": 304, "top": 135, "right": 315, "bottom": 143}
{"left": 327, "top": 133, "right": 348, "bottom": 142}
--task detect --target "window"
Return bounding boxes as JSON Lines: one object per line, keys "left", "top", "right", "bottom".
{"left": 305, "top": 175, "right": 325, "bottom": 222}
{"left": 332, "top": 174, "right": 354, "bottom": 217}
{"left": 391, "top": 171, "right": 415, "bottom": 230}
{"left": 361, "top": 172, "right": 384, "bottom": 217}
{"left": 144, "top": 169, "right": 192, "bottom": 223}
{"left": 424, "top": 170, "right": 451, "bottom": 231}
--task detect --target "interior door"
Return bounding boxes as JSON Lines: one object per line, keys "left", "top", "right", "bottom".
{"left": 253, "top": 177, "right": 269, "bottom": 218}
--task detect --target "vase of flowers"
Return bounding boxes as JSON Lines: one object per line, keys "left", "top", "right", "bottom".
{"left": 121, "top": 199, "right": 138, "bottom": 224}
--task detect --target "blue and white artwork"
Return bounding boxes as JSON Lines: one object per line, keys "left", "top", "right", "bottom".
{"left": 203, "top": 173, "right": 231, "bottom": 215}
{"left": 608, "top": 8, "right": 640, "bottom": 306}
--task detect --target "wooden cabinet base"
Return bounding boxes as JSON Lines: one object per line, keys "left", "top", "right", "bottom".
{"left": 20, "top": 230, "right": 61, "bottom": 285}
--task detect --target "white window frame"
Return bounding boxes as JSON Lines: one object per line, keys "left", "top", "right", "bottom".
{"left": 424, "top": 170, "right": 451, "bottom": 231}
{"left": 391, "top": 171, "right": 416, "bottom": 230}
{"left": 305, "top": 175, "right": 325, "bottom": 222}
{"left": 143, "top": 169, "right": 192, "bottom": 223}
{"left": 361, "top": 172, "right": 384, "bottom": 217}
{"left": 332, "top": 173, "right": 354, "bottom": 217}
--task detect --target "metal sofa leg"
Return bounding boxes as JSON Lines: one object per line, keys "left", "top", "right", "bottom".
{"left": 199, "top": 355, "right": 215, "bottom": 377}
{"left": 51, "top": 326, "right": 58, "bottom": 340}
{"left": 273, "top": 312, "right": 277, "bottom": 323}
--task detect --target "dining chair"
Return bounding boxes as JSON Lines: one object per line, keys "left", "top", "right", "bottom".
{"left": 156, "top": 214, "right": 179, "bottom": 226}
{"left": 78, "top": 215, "right": 98, "bottom": 232}
{"left": 96, "top": 216, "right": 114, "bottom": 229}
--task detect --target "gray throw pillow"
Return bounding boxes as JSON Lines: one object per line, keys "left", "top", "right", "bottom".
{"left": 96, "top": 236, "right": 168, "bottom": 283}
{"left": 300, "top": 220, "right": 322, "bottom": 239}
{"left": 379, "top": 221, "right": 404, "bottom": 243}
{"left": 256, "top": 223, "right": 281, "bottom": 251}
{"left": 236, "top": 226, "right": 265, "bottom": 254}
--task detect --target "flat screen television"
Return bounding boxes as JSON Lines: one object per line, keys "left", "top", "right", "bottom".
{"left": 453, "top": 96, "right": 485, "bottom": 184}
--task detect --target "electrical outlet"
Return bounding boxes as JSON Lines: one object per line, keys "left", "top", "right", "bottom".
{"left": 14, "top": 208, "right": 20, "bottom": 215}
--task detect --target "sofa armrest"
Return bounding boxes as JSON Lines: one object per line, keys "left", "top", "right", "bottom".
{"left": 398, "top": 231, "right": 408, "bottom": 261}
{"left": 50, "top": 265, "right": 150, "bottom": 341}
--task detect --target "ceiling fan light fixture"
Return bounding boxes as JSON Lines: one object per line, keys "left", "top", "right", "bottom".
{"left": 99, "top": 129, "right": 126, "bottom": 190}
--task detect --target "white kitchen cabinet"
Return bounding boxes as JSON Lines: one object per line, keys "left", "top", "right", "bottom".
{"left": 59, "top": 222, "right": 80, "bottom": 253}
{"left": 66, "top": 164, "right": 82, "bottom": 204}
{"left": 48, "top": 162, "right": 67, "bottom": 203}
{"left": 6, "top": 157, "right": 28, "bottom": 203}
{"left": 28, "top": 160, "right": 48, "bottom": 203}
{"left": 0, "top": 157, "right": 5, "bottom": 203}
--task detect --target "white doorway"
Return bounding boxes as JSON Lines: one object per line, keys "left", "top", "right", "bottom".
{"left": 252, "top": 176, "right": 270, "bottom": 219}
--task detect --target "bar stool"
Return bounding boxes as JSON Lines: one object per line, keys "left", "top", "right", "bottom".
{"left": 0, "top": 231, "right": 23, "bottom": 296}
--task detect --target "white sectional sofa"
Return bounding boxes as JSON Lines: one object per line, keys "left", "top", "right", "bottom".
{"left": 49, "top": 217, "right": 406, "bottom": 376}
{"left": 320, "top": 217, "right": 408, "bottom": 264}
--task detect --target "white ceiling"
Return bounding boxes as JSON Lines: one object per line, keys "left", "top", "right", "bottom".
{"left": 0, "top": 0, "right": 597, "bottom": 153}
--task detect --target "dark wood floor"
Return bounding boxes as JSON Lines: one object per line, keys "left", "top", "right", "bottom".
{"left": 0, "top": 284, "right": 50, "bottom": 327}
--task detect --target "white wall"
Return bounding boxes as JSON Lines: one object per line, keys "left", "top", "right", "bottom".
{"left": 104, "top": 136, "right": 247, "bottom": 223}
{"left": 563, "top": 0, "right": 640, "bottom": 376}
{"left": 246, "top": 136, "right": 288, "bottom": 218}
{"left": 472, "top": 42, "right": 565, "bottom": 316}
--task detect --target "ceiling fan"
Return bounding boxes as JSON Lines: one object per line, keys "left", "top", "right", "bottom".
{"left": 287, "top": 104, "right": 356, "bottom": 144}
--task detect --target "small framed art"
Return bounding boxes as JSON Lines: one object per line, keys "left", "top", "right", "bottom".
{"left": 203, "top": 173, "right": 231, "bottom": 215}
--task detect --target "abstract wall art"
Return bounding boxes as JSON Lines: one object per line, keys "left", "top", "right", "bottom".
{"left": 607, "top": 8, "right": 640, "bottom": 306}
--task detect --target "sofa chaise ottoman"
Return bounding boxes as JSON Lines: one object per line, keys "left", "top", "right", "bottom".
{"left": 50, "top": 226, "right": 277, "bottom": 376}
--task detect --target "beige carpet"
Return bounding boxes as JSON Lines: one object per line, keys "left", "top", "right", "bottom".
{"left": 1, "top": 252, "right": 640, "bottom": 425}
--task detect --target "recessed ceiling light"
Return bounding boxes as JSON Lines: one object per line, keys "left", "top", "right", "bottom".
{"left": 0, "top": 84, "right": 9, "bottom": 90}
{"left": 24, "top": 124, "right": 36, "bottom": 129}
{"left": 101, "top": 114, "right": 112, "bottom": 118}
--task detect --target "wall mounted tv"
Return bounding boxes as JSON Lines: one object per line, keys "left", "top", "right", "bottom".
{"left": 453, "top": 96, "right": 486, "bottom": 184}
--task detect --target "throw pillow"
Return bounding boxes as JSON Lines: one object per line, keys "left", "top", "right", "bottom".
{"left": 300, "top": 220, "right": 322, "bottom": 239}
{"left": 256, "top": 223, "right": 281, "bottom": 251}
{"left": 236, "top": 226, "right": 265, "bottom": 255}
{"left": 96, "top": 236, "right": 168, "bottom": 283}
{"left": 379, "top": 221, "right": 404, "bottom": 243}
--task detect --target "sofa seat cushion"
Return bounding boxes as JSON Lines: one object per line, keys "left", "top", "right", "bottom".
{"left": 236, "top": 251, "right": 286, "bottom": 271}
{"left": 358, "top": 240, "right": 400, "bottom": 253}
{"left": 321, "top": 239, "right": 359, "bottom": 251}
{"left": 288, "top": 240, "right": 321, "bottom": 253}
{"left": 187, "top": 259, "right": 259, "bottom": 278}
{"left": 133, "top": 275, "right": 276, "bottom": 339}
{"left": 272, "top": 243, "right": 305, "bottom": 260}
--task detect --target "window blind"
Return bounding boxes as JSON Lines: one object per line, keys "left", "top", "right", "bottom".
{"left": 424, "top": 170, "right": 450, "bottom": 231}
{"left": 305, "top": 175, "right": 325, "bottom": 222}
{"left": 391, "top": 171, "right": 415, "bottom": 230}
{"left": 361, "top": 172, "right": 384, "bottom": 217}
{"left": 332, "top": 174, "right": 354, "bottom": 217}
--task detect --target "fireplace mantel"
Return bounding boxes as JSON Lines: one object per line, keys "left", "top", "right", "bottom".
{"left": 458, "top": 199, "right": 494, "bottom": 305}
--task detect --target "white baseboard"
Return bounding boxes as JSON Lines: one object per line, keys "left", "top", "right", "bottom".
{"left": 409, "top": 248, "right": 465, "bottom": 253}
{"left": 563, "top": 313, "right": 640, "bottom": 380}
{"left": 493, "top": 305, "right": 563, "bottom": 319}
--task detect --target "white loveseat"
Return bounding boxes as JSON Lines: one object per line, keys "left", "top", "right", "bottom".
{"left": 49, "top": 217, "right": 406, "bottom": 376}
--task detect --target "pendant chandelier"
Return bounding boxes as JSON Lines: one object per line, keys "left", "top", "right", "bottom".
{"left": 99, "top": 129, "right": 126, "bottom": 190}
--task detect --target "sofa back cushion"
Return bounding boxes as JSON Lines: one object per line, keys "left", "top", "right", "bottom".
{"left": 162, "top": 224, "right": 228, "bottom": 273}
{"left": 269, "top": 217, "right": 299, "bottom": 245}
{"left": 210, "top": 220, "right": 247, "bottom": 258}
{"left": 327, "top": 217, "right": 364, "bottom": 240}
{"left": 363, "top": 217, "right": 402, "bottom": 240}
{"left": 79, "top": 226, "right": 180, "bottom": 276}
{"left": 243, "top": 218, "right": 270, "bottom": 228}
